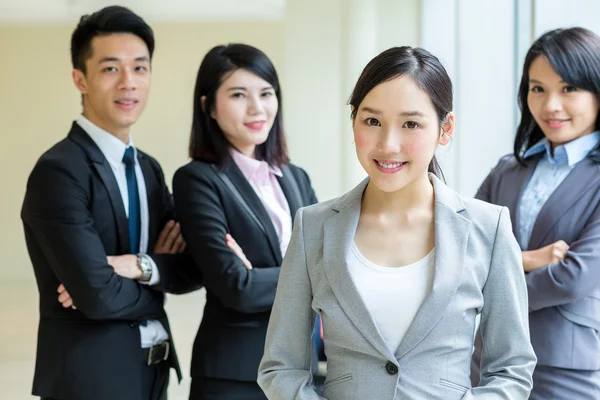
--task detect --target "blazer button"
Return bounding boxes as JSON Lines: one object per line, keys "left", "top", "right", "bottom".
{"left": 385, "top": 361, "right": 398, "bottom": 375}
{"left": 129, "top": 322, "right": 137, "bottom": 328}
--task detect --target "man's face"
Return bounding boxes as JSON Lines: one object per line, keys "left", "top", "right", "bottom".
{"left": 72, "top": 33, "right": 151, "bottom": 139}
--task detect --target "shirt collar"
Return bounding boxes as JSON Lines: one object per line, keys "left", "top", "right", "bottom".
{"left": 76, "top": 114, "right": 136, "bottom": 167}
{"left": 523, "top": 131, "right": 600, "bottom": 167}
{"left": 229, "top": 147, "right": 282, "bottom": 182}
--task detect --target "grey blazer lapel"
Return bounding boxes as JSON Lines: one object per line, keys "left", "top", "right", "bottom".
{"left": 323, "top": 178, "right": 396, "bottom": 361}
{"left": 395, "top": 175, "right": 472, "bottom": 360}
{"left": 529, "top": 158, "right": 600, "bottom": 249}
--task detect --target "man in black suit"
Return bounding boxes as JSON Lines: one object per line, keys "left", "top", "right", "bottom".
{"left": 21, "top": 6, "right": 200, "bottom": 400}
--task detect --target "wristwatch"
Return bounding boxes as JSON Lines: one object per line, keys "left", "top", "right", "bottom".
{"left": 136, "top": 254, "right": 153, "bottom": 282}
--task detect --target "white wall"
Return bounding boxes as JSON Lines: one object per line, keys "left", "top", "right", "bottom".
{"left": 421, "top": 0, "right": 516, "bottom": 197}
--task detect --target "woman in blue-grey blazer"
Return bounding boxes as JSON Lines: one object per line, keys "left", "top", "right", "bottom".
{"left": 258, "top": 46, "right": 536, "bottom": 399}
{"left": 471, "top": 27, "right": 600, "bottom": 399}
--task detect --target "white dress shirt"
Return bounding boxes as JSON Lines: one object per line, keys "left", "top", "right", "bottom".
{"left": 77, "top": 114, "right": 168, "bottom": 348}
{"left": 348, "top": 243, "right": 435, "bottom": 354}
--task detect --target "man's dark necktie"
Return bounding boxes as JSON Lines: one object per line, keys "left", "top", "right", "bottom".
{"left": 122, "top": 147, "right": 140, "bottom": 254}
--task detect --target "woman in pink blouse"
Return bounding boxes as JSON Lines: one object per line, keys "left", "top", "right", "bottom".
{"left": 172, "top": 43, "right": 318, "bottom": 400}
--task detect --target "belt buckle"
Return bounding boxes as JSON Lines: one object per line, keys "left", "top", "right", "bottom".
{"left": 147, "top": 341, "right": 170, "bottom": 366}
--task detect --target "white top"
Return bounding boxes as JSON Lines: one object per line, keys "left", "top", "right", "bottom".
{"left": 77, "top": 114, "right": 168, "bottom": 348}
{"left": 348, "top": 243, "right": 435, "bottom": 354}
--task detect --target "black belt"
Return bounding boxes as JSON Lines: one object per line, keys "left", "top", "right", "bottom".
{"left": 143, "top": 341, "right": 170, "bottom": 366}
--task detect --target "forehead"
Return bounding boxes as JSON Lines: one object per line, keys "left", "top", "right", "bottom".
{"left": 360, "top": 75, "right": 436, "bottom": 115}
{"left": 88, "top": 33, "right": 149, "bottom": 61}
{"left": 528, "top": 56, "right": 561, "bottom": 81}
{"left": 219, "top": 68, "right": 272, "bottom": 89}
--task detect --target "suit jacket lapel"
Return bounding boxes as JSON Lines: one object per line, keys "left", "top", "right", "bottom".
{"left": 528, "top": 158, "right": 600, "bottom": 249}
{"left": 68, "top": 122, "right": 130, "bottom": 254}
{"left": 323, "top": 178, "right": 396, "bottom": 361}
{"left": 223, "top": 162, "right": 283, "bottom": 263}
{"left": 395, "top": 175, "right": 471, "bottom": 359}
{"left": 499, "top": 157, "right": 539, "bottom": 246}
{"left": 277, "top": 165, "right": 303, "bottom": 226}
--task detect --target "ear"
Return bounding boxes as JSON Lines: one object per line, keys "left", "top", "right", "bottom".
{"left": 201, "top": 95, "right": 216, "bottom": 118}
{"left": 72, "top": 69, "right": 88, "bottom": 95}
{"left": 439, "top": 112, "right": 455, "bottom": 146}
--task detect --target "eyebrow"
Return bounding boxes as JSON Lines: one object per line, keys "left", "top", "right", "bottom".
{"left": 226, "top": 86, "right": 274, "bottom": 91}
{"left": 99, "top": 56, "right": 150, "bottom": 63}
{"left": 529, "top": 79, "right": 566, "bottom": 84}
{"left": 361, "top": 107, "right": 425, "bottom": 117}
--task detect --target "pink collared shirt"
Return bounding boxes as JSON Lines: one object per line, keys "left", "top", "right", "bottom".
{"left": 230, "top": 149, "right": 292, "bottom": 257}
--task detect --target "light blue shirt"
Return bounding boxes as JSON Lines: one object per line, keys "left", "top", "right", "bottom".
{"left": 518, "top": 131, "right": 600, "bottom": 249}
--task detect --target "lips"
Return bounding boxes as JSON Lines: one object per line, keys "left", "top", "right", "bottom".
{"left": 373, "top": 159, "right": 407, "bottom": 174}
{"left": 115, "top": 99, "right": 138, "bottom": 111}
{"left": 544, "top": 118, "right": 569, "bottom": 129}
{"left": 245, "top": 120, "right": 266, "bottom": 131}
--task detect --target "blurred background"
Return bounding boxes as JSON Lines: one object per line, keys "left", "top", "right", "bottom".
{"left": 1, "top": 0, "right": 600, "bottom": 398}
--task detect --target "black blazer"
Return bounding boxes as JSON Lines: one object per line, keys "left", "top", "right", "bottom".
{"left": 21, "top": 122, "right": 201, "bottom": 400}
{"left": 172, "top": 159, "right": 318, "bottom": 382}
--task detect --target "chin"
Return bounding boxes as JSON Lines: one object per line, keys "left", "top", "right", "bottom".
{"left": 368, "top": 174, "right": 408, "bottom": 193}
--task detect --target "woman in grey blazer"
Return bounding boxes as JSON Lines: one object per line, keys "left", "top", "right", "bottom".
{"left": 258, "top": 46, "right": 536, "bottom": 399}
{"left": 472, "top": 28, "right": 600, "bottom": 399}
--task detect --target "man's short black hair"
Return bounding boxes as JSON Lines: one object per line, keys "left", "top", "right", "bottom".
{"left": 71, "top": 6, "right": 154, "bottom": 74}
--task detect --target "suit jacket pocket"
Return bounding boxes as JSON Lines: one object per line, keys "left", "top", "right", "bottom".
{"left": 439, "top": 378, "right": 469, "bottom": 393}
{"left": 323, "top": 372, "right": 352, "bottom": 390}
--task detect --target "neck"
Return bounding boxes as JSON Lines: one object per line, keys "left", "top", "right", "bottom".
{"left": 231, "top": 142, "right": 257, "bottom": 159}
{"left": 362, "top": 173, "right": 434, "bottom": 216}
{"left": 82, "top": 110, "right": 130, "bottom": 144}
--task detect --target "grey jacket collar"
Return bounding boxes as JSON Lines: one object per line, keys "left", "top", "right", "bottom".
{"left": 323, "top": 174, "right": 472, "bottom": 361}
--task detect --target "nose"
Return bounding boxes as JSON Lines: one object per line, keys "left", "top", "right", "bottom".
{"left": 247, "top": 93, "right": 265, "bottom": 115}
{"left": 377, "top": 127, "right": 402, "bottom": 154}
{"left": 542, "top": 92, "right": 562, "bottom": 113}
{"left": 118, "top": 68, "right": 137, "bottom": 91}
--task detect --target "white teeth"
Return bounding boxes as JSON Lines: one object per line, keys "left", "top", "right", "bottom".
{"left": 118, "top": 100, "right": 135, "bottom": 104}
{"left": 377, "top": 161, "right": 403, "bottom": 168}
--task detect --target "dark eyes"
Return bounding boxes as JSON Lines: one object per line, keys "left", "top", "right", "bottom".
{"left": 403, "top": 121, "right": 420, "bottom": 129}
{"left": 231, "top": 92, "right": 274, "bottom": 99}
{"left": 363, "top": 118, "right": 420, "bottom": 129}
{"left": 364, "top": 117, "right": 380, "bottom": 127}
{"left": 530, "top": 85, "right": 578, "bottom": 93}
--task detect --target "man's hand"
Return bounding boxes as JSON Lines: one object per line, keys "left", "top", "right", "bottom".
{"left": 57, "top": 284, "right": 76, "bottom": 309}
{"left": 522, "top": 240, "right": 569, "bottom": 272}
{"left": 107, "top": 254, "right": 142, "bottom": 279}
{"left": 226, "top": 234, "right": 253, "bottom": 270}
{"left": 154, "top": 220, "right": 186, "bottom": 254}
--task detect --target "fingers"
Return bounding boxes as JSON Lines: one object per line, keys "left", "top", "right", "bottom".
{"left": 226, "top": 234, "right": 252, "bottom": 269}
{"left": 58, "top": 284, "right": 66, "bottom": 294}
{"left": 553, "top": 240, "right": 569, "bottom": 258}
{"left": 157, "top": 220, "right": 176, "bottom": 247}
{"left": 58, "top": 290, "right": 73, "bottom": 308}
{"left": 166, "top": 223, "right": 182, "bottom": 253}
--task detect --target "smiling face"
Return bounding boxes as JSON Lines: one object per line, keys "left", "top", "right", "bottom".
{"left": 72, "top": 33, "right": 151, "bottom": 141}
{"left": 527, "top": 55, "right": 599, "bottom": 147}
{"left": 353, "top": 74, "right": 453, "bottom": 193}
{"left": 210, "top": 68, "right": 279, "bottom": 157}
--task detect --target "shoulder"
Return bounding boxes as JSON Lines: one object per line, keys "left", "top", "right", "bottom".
{"left": 488, "top": 153, "right": 521, "bottom": 175}
{"left": 462, "top": 196, "right": 506, "bottom": 228}
{"left": 30, "top": 137, "right": 90, "bottom": 182}
{"left": 283, "top": 162, "right": 312, "bottom": 184}
{"left": 174, "top": 159, "right": 217, "bottom": 179}
{"left": 137, "top": 148, "right": 162, "bottom": 170}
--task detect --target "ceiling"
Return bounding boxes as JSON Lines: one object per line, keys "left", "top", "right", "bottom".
{"left": 0, "top": 0, "right": 286, "bottom": 24}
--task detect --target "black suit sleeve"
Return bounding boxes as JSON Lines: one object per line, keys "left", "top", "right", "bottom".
{"left": 144, "top": 156, "right": 202, "bottom": 295}
{"left": 300, "top": 167, "right": 318, "bottom": 205}
{"left": 173, "top": 165, "right": 280, "bottom": 314}
{"left": 22, "top": 159, "right": 164, "bottom": 320}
